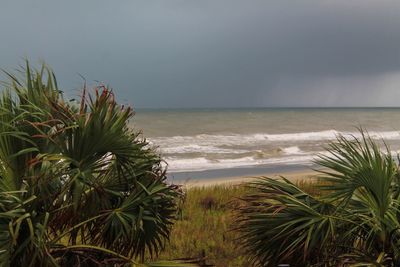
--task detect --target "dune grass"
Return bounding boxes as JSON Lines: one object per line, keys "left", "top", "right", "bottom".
{"left": 155, "top": 185, "right": 250, "bottom": 266}
{"left": 153, "top": 180, "right": 322, "bottom": 266}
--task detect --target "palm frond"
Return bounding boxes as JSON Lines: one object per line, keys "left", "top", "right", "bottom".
{"left": 235, "top": 130, "right": 400, "bottom": 266}
{"left": 0, "top": 61, "right": 184, "bottom": 266}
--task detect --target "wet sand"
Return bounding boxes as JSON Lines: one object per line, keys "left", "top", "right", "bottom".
{"left": 175, "top": 169, "right": 319, "bottom": 188}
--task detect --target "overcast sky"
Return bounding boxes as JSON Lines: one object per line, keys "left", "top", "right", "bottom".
{"left": 2, "top": 0, "right": 400, "bottom": 108}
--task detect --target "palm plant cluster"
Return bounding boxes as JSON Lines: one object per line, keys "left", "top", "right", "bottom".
{"left": 0, "top": 63, "right": 183, "bottom": 266}
{"left": 235, "top": 133, "right": 400, "bottom": 266}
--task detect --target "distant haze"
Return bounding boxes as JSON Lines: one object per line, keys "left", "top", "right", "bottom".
{"left": 2, "top": 1, "right": 400, "bottom": 108}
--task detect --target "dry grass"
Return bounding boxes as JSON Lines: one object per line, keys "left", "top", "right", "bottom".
{"left": 153, "top": 179, "right": 320, "bottom": 266}
{"left": 156, "top": 185, "right": 250, "bottom": 266}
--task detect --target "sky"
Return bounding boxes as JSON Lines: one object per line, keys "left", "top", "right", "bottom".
{"left": 1, "top": 0, "right": 400, "bottom": 108}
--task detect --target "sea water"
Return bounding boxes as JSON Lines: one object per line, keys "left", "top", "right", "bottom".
{"left": 132, "top": 108, "right": 400, "bottom": 180}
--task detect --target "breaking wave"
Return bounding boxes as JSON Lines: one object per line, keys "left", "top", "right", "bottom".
{"left": 149, "top": 130, "right": 400, "bottom": 172}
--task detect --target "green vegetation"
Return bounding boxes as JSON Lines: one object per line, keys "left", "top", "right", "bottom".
{"left": 0, "top": 63, "right": 184, "bottom": 266}
{"left": 154, "top": 182, "right": 324, "bottom": 267}
{"left": 235, "top": 133, "right": 400, "bottom": 266}
{"left": 155, "top": 185, "right": 251, "bottom": 266}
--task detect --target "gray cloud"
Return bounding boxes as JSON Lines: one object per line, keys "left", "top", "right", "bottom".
{"left": 1, "top": 0, "right": 400, "bottom": 107}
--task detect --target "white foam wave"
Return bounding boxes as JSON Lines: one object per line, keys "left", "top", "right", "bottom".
{"left": 254, "top": 130, "right": 339, "bottom": 141}
{"left": 150, "top": 130, "right": 400, "bottom": 151}
{"left": 165, "top": 154, "right": 318, "bottom": 173}
{"left": 165, "top": 147, "right": 400, "bottom": 172}
{"left": 160, "top": 144, "right": 249, "bottom": 154}
{"left": 151, "top": 130, "right": 400, "bottom": 172}
{"left": 281, "top": 146, "right": 304, "bottom": 155}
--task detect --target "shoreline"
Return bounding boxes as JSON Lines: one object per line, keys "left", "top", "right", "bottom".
{"left": 174, "top": 169, "right": 319, "bottom": 188}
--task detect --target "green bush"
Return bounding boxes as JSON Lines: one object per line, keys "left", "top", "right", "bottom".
{"left": 235, "top": 132, "right": 400, "bottom": 266}
{"left": 0, "top": 62, "right": 183, "bottom": 266}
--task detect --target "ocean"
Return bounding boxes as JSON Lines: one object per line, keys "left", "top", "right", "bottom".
{"left": 132, "top": 108, "right": 400, "bottom": 180}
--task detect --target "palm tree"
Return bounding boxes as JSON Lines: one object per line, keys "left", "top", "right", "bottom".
{"left": 235, "top": 132, "right": 400, "bottom": 266}
{"left": 0, "top": 62, "right": 187, "bottom": 266}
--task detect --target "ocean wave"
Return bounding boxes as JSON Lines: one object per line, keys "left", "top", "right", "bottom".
{"left": 159, "top": 144, "right": 249, "bottom": 154}
{"left": 164, "top": 146, "right": 400, "bottom": 172}
{"left": 150, "top": 130, "right": 400, "bottom": 149}
{"left": 281, "top": 146, "right": 305, "bottom": 155}
{"left": 151, "top": 130, "right": 400, "bottom": 172}
{"left": 164, "top": 154, "right": 318, "bottom": 173}
{"left": 157, "top": 143, "right": 306, "bottom": 157}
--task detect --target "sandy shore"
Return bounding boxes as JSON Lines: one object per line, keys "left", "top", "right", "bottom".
{"left": 176, "top": 169, "right": 320, "bottom": 188}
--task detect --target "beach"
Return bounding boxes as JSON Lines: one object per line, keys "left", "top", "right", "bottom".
{"left": 174, "top": 169, "right": 319, "bottom": 187}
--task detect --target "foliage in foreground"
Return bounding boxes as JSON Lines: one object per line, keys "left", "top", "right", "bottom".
{"left": 0, "top": 63, "right": 184, "bottom": 266}
{"left": 235, "top": 132, "right": 400, "bottom": 266}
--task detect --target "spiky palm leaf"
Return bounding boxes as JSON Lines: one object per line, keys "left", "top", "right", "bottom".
{"left": 0, "top": 62, "right": 188, "bottom": 266}
{"left": 235, "top": 132, "right": 400, "bottom": 266}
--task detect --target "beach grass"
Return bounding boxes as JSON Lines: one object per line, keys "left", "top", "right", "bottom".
{"left": 154, "top": 184, "right": 250, "bottom": 266}
{"left": 154, "top": 179, "right": 322, "bottom": 266}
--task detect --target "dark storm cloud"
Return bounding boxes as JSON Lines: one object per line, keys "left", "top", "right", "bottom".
{"left": 1, "top": 0, "right": 400, "bottom": 107}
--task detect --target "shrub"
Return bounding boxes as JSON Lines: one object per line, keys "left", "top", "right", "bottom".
{"left": 0, "top": 62, "right": 184, "bottom": 266}
{"left": 235, "top": 132, "right": 400, "bottom": 266}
